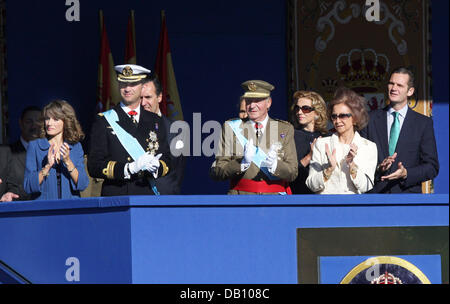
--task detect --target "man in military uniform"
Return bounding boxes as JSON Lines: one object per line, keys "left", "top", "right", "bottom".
{"left": 87, "top": 64, "right": 171, "bottom": 196}
{"left": 210, "top": 80, "right": 298, "bottom": 194}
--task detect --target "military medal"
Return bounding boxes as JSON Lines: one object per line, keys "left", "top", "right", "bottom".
{"left": 147, "top": 131, "right": 159, "bottom": 155}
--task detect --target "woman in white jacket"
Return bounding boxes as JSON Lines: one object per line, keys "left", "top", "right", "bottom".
{"left": 306, "top": 87, "right": 377, "bottom": 194}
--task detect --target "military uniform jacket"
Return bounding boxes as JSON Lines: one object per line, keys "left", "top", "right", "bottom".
{"left": 211, "top": 117, "right": 298, "bottom": 194}
{"left": 87, "top": 104, "right": 171, "bottom": 196}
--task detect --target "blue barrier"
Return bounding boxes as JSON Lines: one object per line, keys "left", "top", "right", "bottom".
{"left": 0, "top": 194, "right": 448, "bottom": 284}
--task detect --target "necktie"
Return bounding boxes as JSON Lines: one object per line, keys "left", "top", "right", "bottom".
{"left": 388, "top": 111, "right": 400, "bottom": 156}
{"left": 128, "top": 110, "right": 138, "bottom": 126}
{"left": 255, "top": 123, "right": 262, "bottom": 140}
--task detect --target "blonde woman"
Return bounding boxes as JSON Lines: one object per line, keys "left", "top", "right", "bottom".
{"left": 306, "top": 87, "right": 377, "bottom": 194}
{"left": 289, "top": 90, "right": 329, "bottom": 194}
{"left": 24, "top": 100, "right": 89, "bottom": 200}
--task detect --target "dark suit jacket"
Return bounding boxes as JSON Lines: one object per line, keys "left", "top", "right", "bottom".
{"left": 87, "top": 104, "right": 172, "bottom": 196}
{"left": 360, "top": 106, "right": 439, "bottom": 193}
{"left": 289, "top": 128, "right": 323, "bottom": 194}
{"left": 0, "top": 145, "right": 12, "bottom": 197}
{"left": 154, "top": 116, "right": 186, "bottom": 195}
{"left": 2, "top": 141, "right": 31, "bottom": 201}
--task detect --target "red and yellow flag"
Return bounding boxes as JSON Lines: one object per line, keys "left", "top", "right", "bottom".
{"left": 155, "top": 11, "right": 183, "bottom": 121}
{"left": 97, "top": 10, "right": 120, "bottom": 112}
{"left": 124, "top": 10, "right": 136, "bottom": 64}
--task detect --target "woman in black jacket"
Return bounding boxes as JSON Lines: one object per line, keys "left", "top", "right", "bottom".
{"left": 289, "top": 91, "right": 329, "bottom": 194}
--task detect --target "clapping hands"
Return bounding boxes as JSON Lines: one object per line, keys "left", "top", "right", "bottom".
{"left": 242, "top": 138, "right": 256, "bottom": 165}
{"left": 261, "top": 144, "right": 278, "bottom": 173}
{"left": 60, "top": 143, "right": 72, "bottom": 165}
{"left": 345, "top": 143, "right": 358, "bottom": 166}
{"left": 324, "top": 143, "right": 337, "bottom": 171}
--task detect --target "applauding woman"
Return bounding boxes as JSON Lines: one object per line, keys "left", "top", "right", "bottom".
{"left": 24, "top": 100, "right": 89, "bottom": 200}
{"left": 306, "top": 87, "right": 377, "bottom": 194}
{"left": 289, "top": 91, "right": 329, "bottom": 194}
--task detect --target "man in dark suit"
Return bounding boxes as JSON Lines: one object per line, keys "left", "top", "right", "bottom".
{"left": 140, "top": 75, "right": 186, "bottom": 194}
{"left": 87, "top": 64, "right": 171, "bottom": 196}
{"left": 1, "top": 106, "right": 41, "bottom": 201}
{"left": 360, "top": 67, "right": 439, "bottom": 193}
{"left": 0, "top": 145, "right": 13, "bottom": 201}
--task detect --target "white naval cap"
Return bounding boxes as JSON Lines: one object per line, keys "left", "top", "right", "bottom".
{"left": 114, "top": 64, "right": 151, "bottom": 82}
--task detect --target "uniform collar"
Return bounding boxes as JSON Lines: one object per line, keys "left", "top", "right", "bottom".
{"left": 249, "top": 114, "right": 269, "bottom": 130}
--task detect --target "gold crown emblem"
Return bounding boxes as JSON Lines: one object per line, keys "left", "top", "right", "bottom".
{"left": 336, "top": 48, "right": 390, "bottom": 93}
{"left": 248, "top": 82, "right": 257, "bottom": 91}
{"left": 321, "top": 78, "right": 338, "bottom": 94}
{"left": 371, "top": 271, "right": 403, "bottom": 284}
{"left": 122, "top": 66, "right": 134, "bottom": 77}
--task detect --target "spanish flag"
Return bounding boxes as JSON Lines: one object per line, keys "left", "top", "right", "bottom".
{"left": 124, "top": 10, "right": 137, "bottom": 64}
{"left": 155, "top": 11, "right": 183, "bottom": 121}
{"left": 97, "top": 10, "right": 120, "bottom": 112}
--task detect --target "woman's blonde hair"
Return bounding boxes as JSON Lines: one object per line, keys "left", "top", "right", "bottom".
{"left": 39, "top": 99, "right": 85, "bottom": 144}
{"left": 290, "top": 90, "right": 328, "bottom": 134}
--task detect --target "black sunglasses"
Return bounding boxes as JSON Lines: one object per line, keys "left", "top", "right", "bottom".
{"left": 331, "top": 113, "right": 352, "bottom": 120}
{"left": 294, "top": 105, "right": 315, "bottom": 114}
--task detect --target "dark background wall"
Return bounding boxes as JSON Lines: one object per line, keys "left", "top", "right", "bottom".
{"left": 4, "top": 0, "right": 448, "bottom": 194}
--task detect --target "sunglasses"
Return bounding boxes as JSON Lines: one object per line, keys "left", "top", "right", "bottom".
{"left": 331, "top": 113, "right": 352, "bottom": 120}
{"left": 294, "top": 105, "right": 315, "bottom": 114}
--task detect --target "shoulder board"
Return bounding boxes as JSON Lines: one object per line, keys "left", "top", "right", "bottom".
{"left": 97, "top": 113, "right": 104, "bottom": 117}
{"left": 226, "top": 117, "right": 242, "bottom": 122}
{"left": 272, "top": 118, "right": 291, "bottom": 125}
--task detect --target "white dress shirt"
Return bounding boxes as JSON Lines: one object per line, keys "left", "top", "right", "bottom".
{"left": 387, "top": 103, "right": 408, "bottom": 142}
{"left": 120, "top": 102, "right": 141, "bottom": 123}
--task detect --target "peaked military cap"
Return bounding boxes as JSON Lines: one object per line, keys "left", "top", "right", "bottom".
{"left": 241, "top": 80, "right": 275, "bottom": 98}
{"left": 115, "top": 64, "right": 151, "bottom": 82}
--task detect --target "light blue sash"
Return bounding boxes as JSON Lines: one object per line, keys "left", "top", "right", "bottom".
{"left": 227, "top": 119, "right": 279, "bottom": 181}
{"left": 103, "top": 109, "right": 160, "bottom": 195}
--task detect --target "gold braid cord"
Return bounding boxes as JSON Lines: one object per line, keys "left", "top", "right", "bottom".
{"left": 102, "top": 161, "right": 116, "bottom": 179}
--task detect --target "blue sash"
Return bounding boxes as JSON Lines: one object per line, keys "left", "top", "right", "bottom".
{"left": 227, "top": 119, "right": 279, "bottom": 181}
{"left": 103, "top": 109, "right": 160, "bottom": 195}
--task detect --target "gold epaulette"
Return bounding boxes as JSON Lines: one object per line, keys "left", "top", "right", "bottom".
{"left": 159, "top": 160, "right": 169, "bottom": 177}
{"left": 102, "top": 161, "right": 116, "bottom": 179}
{"left": 272, "top": 118, "right": 291, "bottom": 125}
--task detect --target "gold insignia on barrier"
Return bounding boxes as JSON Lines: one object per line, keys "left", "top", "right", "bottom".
{"left": 248, "top": 82, "right": 257, "bottom": 91}
{"left": 159, "top": 160, "right": 169, "bottom": 177}
{"left": 122, "top": 66, "right": 133, "bottom": 77}
{"left": 102, "top": 161, "right": 116, "bottom": 179}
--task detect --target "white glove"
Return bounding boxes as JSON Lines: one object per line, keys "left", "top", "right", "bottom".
{"left": 241, "top": 138, "right": 256, "bottom": 172}
{"left": 242, "top": 139, "right": 256, "bottom": 164}
{"left": 144, "top": 153, "right": 162, "bottom": 174}
{"left": 128, "top": 152, "right": 155, "bottom": 174}
{"left": 261, "top": 145, "right": 278, "bottom": 174}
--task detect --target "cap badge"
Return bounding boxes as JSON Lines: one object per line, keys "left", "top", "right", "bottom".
{"left": 248, "top": 82, "right": 257, "bottom": 91}
{"left": 122, "top": 66, "right": 133, "bottom": 77}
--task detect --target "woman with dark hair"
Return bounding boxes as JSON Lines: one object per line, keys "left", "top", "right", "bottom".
{"left": 24, "top": 100, "right": 89, "bottom": 200}
{"left": 289, "top": 90, "right": 329, "bottom": 194}
{"left": 306, "top": 87, "right": 377, "bottom": 194}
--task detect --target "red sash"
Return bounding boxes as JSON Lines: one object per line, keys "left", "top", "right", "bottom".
{"left": 231, "top": 179, "right": 292, "bottom": 194}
